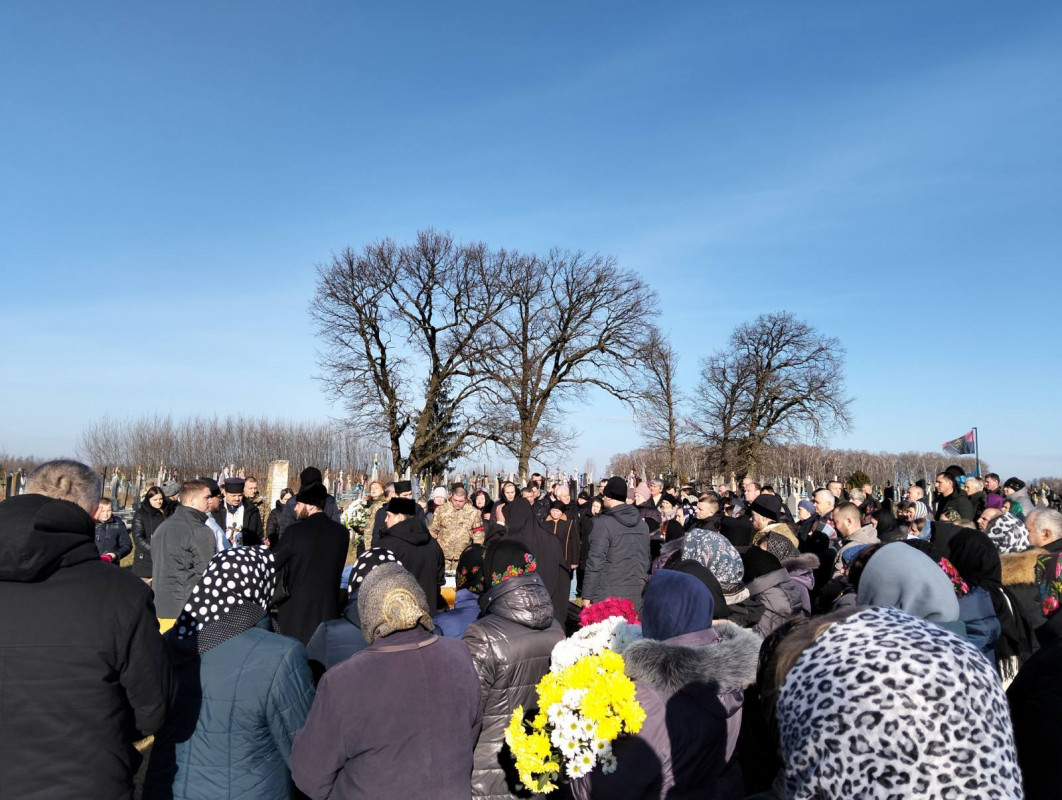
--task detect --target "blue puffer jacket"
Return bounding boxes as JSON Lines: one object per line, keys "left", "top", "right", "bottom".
{"left": 433, "top": 588, "right": 481, "bottom": 638}
{"left": 144, "top": 619, "right": 315, "bottom": 800}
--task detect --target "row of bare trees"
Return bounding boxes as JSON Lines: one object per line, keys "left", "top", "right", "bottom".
{"left": 76, "top": 414, "right": 388, "bottom": 482}
{"left": 311, "top": 231, "right": 862, "bottom": 481}
{"left": 607, "top": 441, "right": 984, "bottom": 490}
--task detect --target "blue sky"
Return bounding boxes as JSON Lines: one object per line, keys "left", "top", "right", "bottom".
{"left": 1, "top": 2, "right": 1059, "bottom": 479}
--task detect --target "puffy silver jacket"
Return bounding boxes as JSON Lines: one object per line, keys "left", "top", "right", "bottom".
{"left": 462, "top": 573, "right": 564, "bottom": 800}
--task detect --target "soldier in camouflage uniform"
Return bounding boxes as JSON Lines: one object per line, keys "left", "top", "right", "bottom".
{"left": 428, "top": 486, "right": 483, "bottom": 571}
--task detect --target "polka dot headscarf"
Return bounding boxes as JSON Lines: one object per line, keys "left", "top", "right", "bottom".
{"left": 348, "top": 547, "right": 402, "bottom": 593}
{"left": 169, "top": 547, "right": 277, "bottom": 661}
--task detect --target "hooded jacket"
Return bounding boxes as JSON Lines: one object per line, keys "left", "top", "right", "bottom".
{"left": 151, "top": 504, "right": 217, "bottom": 618}
{"left": 782, "top": 553, "right": 819, "bottom": 614}
{"left": 0, "top": 494, "right": 175, "bottom": 800}
{"left": 572, "top": 622, "right": 761, "bottom": 800}
{"left": 741, "top": 549, "right": 806, "bottom": 637}
{"left": 583, "top": 503, "right": 651, "bottom": 609}
{"left": 462, "top": 573, "right": 565, "bottom": 799}
{"left": 375, "top": 515, "right": 445, "bottom": 614}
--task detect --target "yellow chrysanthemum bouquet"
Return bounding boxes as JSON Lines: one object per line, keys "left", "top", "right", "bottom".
{"left": 504, "top": 649, "right": 645, "bottom": 793}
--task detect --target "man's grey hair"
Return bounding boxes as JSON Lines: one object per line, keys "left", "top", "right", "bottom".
{"left": 813, "top": 488, "right": 836, "bottom": 509}
{"left": 848, "top": 489, "right": 865, "bottom": 504}
{"left": 1028, "top": 509, "right": 1062, "bottom": 541}
{"left": 26, "top": 459, "right": 103, "bottom": 515}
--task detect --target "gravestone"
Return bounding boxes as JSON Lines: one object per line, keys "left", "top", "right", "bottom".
{"left": 266, "top": 460, "right": 289, "bottom": 509}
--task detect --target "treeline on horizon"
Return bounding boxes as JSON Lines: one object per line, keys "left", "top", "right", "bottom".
{"left": 607, "top": 441, "right": 998, "bottom": 490}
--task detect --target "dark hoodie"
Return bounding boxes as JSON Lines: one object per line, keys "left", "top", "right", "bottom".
{"left": 0, "top": 494, "right": 174, "bottom": 800}
{"left": 583, "top": 501, "right": 651, "bottom": 609}
{"left": 375, "top": 516, "right": 445, "bottom": 613}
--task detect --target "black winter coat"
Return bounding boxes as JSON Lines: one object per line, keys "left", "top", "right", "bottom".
{"left": 95, "top": 516, "right": 133, "bottom": 561}
{"left": 131, "top": 503, "right": 167, "bottom": 578}
{"left": 462, "top": 574, "right": 565, "bottom": 800}
{"left": 1008, "top": 639, "right": 1062, "bottom": 800}
{"left": 151, "top": 505, "right": 217, "bottom": 618}
{"left": 273, "top": 511, "right": 350, "bottom": 645}
{"left": 935, "top": 490, "right": 975, "bottom": 522}
{"left": 210, "top": 497, "right": 263, "bottom": 546}
{"left": 0, "top": 494, "right": 175, "bottom": 800}
{"left": 583, "top": 503, "right": 651, "bottom": 609}
{"left": 374, "top": 516, "right": 445, "bottom": 614}
{"left": 265, "top": 499, "right": 284, "bottom": 547}
{"left": 505, "top": 497, "right": 570, "bottom": 625}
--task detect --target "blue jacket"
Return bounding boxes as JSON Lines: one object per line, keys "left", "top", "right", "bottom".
{"left": 95, "top": 516, "right": 132, "bottom": 561}
{"left": 306, "top": 593, "right": 369, "bottom": 676}
{"left": 432, "top": 588, "right": 481, "bottom": 638}
{"left": 959, "top": 586, "right": 1001, "bottom": 661}
{"left": 144, "top": 620, "right": 315, "bottom": 800}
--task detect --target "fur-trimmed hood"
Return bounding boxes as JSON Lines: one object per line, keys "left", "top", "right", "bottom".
{"left": 1001, "top": 548, "right": 1047, "bottom": 586}
{"left": 622, "top": 621, "right": 761, "bottom": 695}
{"left": 783, "top": 553, "right": 820, "bottom": 572}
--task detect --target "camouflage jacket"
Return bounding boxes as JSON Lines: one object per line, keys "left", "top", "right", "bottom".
{"left": 428, "top": 502, "right": 484, "bottom": 568}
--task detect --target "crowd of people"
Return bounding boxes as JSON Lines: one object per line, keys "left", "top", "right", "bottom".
{"left": 2, "top": 458, "right": 1061, "bottom": 799}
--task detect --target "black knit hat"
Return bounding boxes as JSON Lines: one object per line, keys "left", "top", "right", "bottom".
{"left": 603, "top": 476, "right": 628, "bottom": 502}
{"left": 386, "top": 496, "right": 417, "bottom": 517}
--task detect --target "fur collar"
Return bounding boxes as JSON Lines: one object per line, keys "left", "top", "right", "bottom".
{"left": 783, "top": 553, "right": 820, "bottom": 572}
{"left": 623, "top": 622, "right": 761, "bottom": 694}
{"left": 1001, "top": 548, "right": 1047, "bottom": 586}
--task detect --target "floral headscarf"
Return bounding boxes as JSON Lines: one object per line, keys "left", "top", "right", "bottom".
{"left": 456, "top": 543, "right": 486, "bottom": 594}
{"left": 1035, "top": 552, "right": 1062, "bottom": 617}
{"left": 486, "top": 539, "right": 538, "bottom": 586}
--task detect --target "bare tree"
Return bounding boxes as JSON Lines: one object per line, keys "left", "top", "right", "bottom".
{"left": 633, "top": 326, "right": 682, "bottom": 477}
{"left": 689, "top": 311, "right": 853, "bottom": 478}
{"left": 311, "top": 230, "right": 521, "bottom": 477}
{"left": 483, "top": 249, "right": 660, "bottom": 479}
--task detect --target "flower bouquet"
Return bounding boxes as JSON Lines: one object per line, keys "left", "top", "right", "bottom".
{"left": 504, "top": 649, "right": 645, "bottom": 793}
{"left": 578, "top": 597, "right": 640, "bottom": 628}
{"left": 342, "top": 497, "right": 371, "bottom": 548}
{"left": 550, "top": 615, "right": 641, "bottom": 673}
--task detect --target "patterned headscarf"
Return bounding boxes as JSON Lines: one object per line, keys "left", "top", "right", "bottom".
{"left": 912, "top": 500, "right": 928, "bottom": 520}
{"left": 1035, "top": 553, "right": 1062, "bottom": 618}
{"left": 168, "top": 547, "right": 277, "bottom": 664}
{"left": 985, "top": 512, "right": 1030, "bottom": 554}
{"left": 684, "top": 528, "right": 744, "bottom": 589}
{"left": 358, "top": 563, "right": 433, "bottom": 645}
{"left": 486, "top": 539, "right": 537, "bottom": 586}
{"left": 347, "top": 547, "right": 401, "bottom": 593}
{"left": 777, "top": 606, "right": 1023, "bottom": 799}
{"left": 764, "top": 532, "right": 799, "bottom": 563}
{"left": 456, "top": 543, "right": 486, "bottom": 594}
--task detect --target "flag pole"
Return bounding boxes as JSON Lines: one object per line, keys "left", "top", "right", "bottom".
{"left": 974, "top": 427, "right": 981, "bottom": 477}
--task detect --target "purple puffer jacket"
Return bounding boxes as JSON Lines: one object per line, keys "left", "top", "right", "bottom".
{"left": 571, "top": 623, "right": 761, "bottom": 800}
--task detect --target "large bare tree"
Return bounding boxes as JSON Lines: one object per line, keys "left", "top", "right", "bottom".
{"left": 689, "top": 311, "right": 852, "bottom": 477}
{"left": 483, "top": 249, "right": 660, "bottom": 479}
{"left": 632, "top": 325, "right": 683, "bottom": 477}
{"left": 311, "top": 230, "right": 521, "bottom": 477}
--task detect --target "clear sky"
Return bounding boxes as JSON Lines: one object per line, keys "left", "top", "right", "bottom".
{"left": 1, "top": 2, "right": 1059, "bottom": 479}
